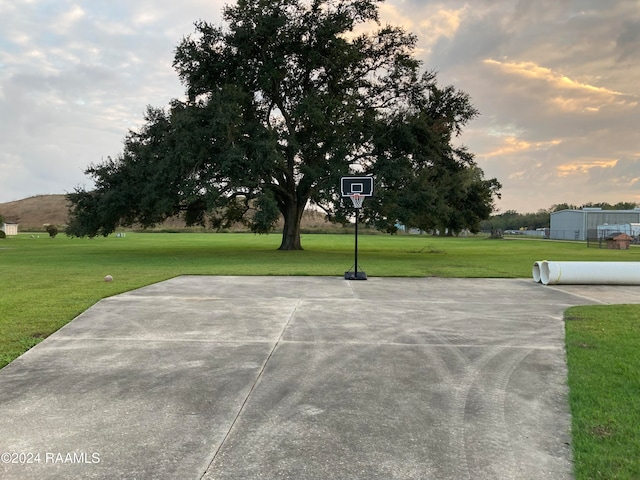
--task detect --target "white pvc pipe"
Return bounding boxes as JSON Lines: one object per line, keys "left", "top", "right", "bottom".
{"left": 532, "top": 261, "right": 545, "bottom": 283}
{"left": 540, "top": 261, "right": 640, "bottom": 285}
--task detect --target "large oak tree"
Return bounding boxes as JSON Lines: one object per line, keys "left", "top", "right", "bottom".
{"left": 67, "top": 0, "right": 500, "bottom": 248}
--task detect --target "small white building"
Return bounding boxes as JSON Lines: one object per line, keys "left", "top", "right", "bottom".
{"left": 550, "top": 208, "right": 640, "bottom": 241}
{"left": 1, "top": 222, "right": 18, "bottom": 236}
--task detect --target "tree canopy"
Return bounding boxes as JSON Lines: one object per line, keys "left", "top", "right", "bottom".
{"left": 67, "top": 0, "right": 501, "bottom": 248}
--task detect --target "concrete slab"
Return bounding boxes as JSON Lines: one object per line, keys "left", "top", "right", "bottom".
{"left": 1, "top": 276, "right": 639, "bottom": 479}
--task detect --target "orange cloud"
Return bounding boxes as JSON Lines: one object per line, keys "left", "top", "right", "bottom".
{"left": 556, "top": 159, "right": 618, "bottom": 177}
{"left": 482, "top": 136, "right": 561, "bottom": 157}
{"left": 483, "top": 59, "right": 636, "bottom": 112}
{"left": 484, "top": 60, "right": 621, "bottom": 94}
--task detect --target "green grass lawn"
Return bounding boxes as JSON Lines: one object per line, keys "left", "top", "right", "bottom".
{"left": 2, "top": 231, "right": 640, "bottom": 477}
{"left": 565, "top": 305, "right": 640, "bottom": 480}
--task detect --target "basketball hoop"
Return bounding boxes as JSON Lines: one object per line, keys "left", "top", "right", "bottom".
{"left": 349, "top": 193, "right": 364, "bottom": 209}
{"left": 340, "top": 176, "right": 373, "bottom": 280}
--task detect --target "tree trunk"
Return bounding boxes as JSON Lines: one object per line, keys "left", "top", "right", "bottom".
{"left": 279, "top": 198, "right": 305, "bottom": 250}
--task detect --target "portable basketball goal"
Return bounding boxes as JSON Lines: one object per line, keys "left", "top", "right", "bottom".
{"left": 340, "top": 176, "right": 374, "bottom": 280}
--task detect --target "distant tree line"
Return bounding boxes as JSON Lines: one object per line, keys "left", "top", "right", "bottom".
{"left": 480, "top": 201, "right": 639, "bottom": 232}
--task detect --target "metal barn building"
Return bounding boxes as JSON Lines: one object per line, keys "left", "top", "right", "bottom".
{"left": 550, "top": 208, "right": 640, "bottom": 240}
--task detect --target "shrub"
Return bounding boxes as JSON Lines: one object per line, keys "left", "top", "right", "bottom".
{"left": 44, "top": 224, "right": 58, "bottom": 238}
{"left": 0, "top": 230, "right": 5, "bottom": 239}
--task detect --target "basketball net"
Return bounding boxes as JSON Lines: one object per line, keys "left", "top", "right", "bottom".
{"left": 350, "top": 193, "right": 364, "bottom": 209}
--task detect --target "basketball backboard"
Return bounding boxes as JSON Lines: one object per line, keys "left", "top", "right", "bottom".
{"left": 340, "top": 176, "right": 374, "bottom": 197}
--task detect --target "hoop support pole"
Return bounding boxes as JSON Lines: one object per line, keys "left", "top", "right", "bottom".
{"left": 344, "top": 198, "right": 367, "bottom": 280}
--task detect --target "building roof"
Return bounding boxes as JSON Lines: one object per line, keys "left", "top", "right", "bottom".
{"left": 552, "top": 208, "right": 640, "bottom": 213}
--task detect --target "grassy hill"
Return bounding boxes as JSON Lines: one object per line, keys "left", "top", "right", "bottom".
{"left": 0, "top": 194, "right": 342, "bottom": 233}
{"left": 0, "top": 195, "right": 70, "bottom": 231}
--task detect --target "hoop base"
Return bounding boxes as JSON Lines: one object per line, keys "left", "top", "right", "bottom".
{"left": 344, "top": 271, "right": 367, "bottom": 280}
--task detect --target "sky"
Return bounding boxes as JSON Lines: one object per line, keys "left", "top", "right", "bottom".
{"left": 1, "top": 0, "right": 639, "bottom": 213}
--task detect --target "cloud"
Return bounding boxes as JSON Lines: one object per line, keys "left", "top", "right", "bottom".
{"left": 482, "top": 59, "right": 637, "bottom": 114}
{"left": 392, "top": 0, "right": 640, "bottom": 212}
{"left": 0, "top": 0, "right": 226, "bottom": 201}
{"left": 51, "top": 4, "right": 86, "bottom": 35}
{"left": 555, "top": 159, "right": 618, "bottom": 178}
{"left": 482, "top": 136, "right": 563, "bottom": 158}
{"left": 379, "top": 2, "right": 466, "bottom": 58}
